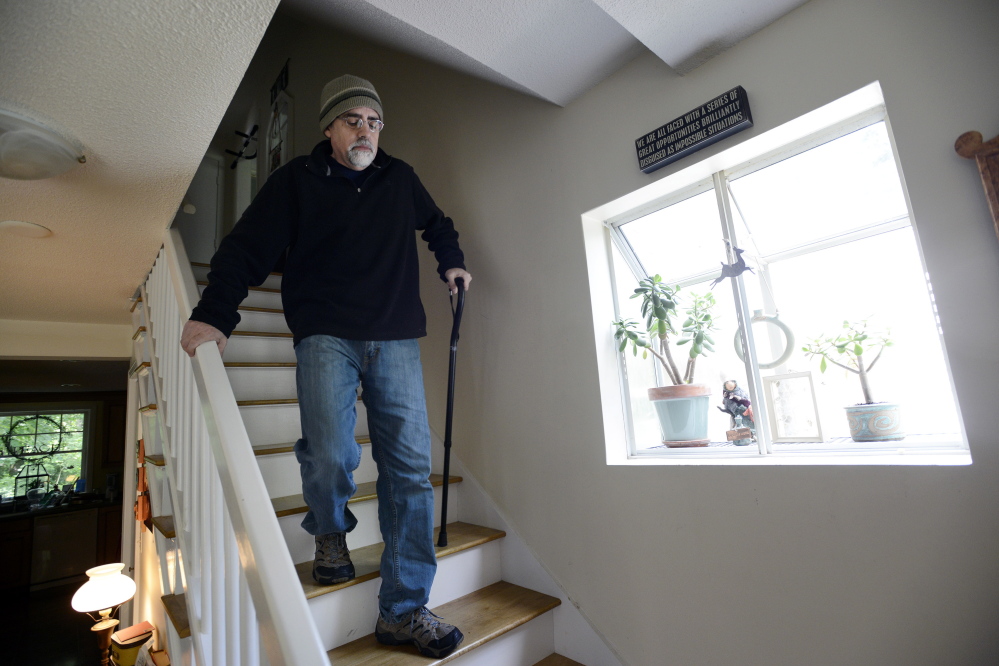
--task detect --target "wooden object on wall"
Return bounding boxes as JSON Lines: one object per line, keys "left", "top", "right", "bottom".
{"left": 955, "top": 130, "right": 999, "bottom": 243}
{"left": 97, "top": 504, "right": 123, "bottom": 563}
{"left": 103, "top": 394, "right": 127, "bottom": 465}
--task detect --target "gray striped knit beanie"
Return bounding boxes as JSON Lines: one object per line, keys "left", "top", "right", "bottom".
{"left": 318, "top": 75, "right": 383, "bottom": 133}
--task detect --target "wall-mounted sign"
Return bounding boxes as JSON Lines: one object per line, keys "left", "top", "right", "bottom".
{"left": 270, "top": 59, "right": 290, "bottom": 105}
{"left": 635, "top": 86, "right": 753, "bottom": 174}
{"left": 267, "top": 61, "right": 292, "bottom": 176}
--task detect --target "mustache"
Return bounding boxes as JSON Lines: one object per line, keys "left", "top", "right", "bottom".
{"left": 350, "top": 138, "right": 374, "bottom": 150}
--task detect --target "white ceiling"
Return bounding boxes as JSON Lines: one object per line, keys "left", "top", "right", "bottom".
{"left": 0, "top": 0, "right": 808, "bottom": 330}
{"left": 284, "top": 0, "right": 810, "bottom": 104}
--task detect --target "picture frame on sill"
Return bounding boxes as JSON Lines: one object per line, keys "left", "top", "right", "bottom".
{"left": 763, "top": 371, "right": 823, "bottom": 443}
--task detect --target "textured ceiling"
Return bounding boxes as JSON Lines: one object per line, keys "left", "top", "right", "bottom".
{"left": 0, "top": 0, "right": 280, "bottom": 325}
{"left": 0, "top": 0, "right": 808, "bottom": 329}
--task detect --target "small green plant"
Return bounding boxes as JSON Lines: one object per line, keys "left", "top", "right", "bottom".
{"left": 802, "top": 319, "right": 892, "bottom": 404}
{"left": 612, "top": 275, "right": 717, "bottom": 385}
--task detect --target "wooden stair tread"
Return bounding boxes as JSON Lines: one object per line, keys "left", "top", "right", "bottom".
{"left": 327, "top": 581, "right": 561, "bottom": 664}
{"left": 197, "top": 280, "right": 279, "bottom": 294}
{"left": 132, "top": 326, "right": 147, "bottom": 340}
{"left": 130, "top": 297, "right": 143, "bottom": 313}
{"left": 238, "top": 305, "right": 284, "bottom": 314}
{"left": 272, "top": 474, "right": 462, "bottom": 517}
{"left": 237, "top": 396, "right": 362, "bottom": 407}
{"left": 192, "top": 261, "right": 282, "bottom": 278}
{"left": 225, "top": 362, "right": 296, "bottom": 368}
{"left": 151, "top": 515, "right": 175, "bottom": 538}
{"left": 297, "top": 522, "right": 505, "bottom": 599}
{"left": 161, "top": 593, "right": 190, "bottom": 638}
{"left": 145, "top": 453, "right": 166, "bottom": 466}
{"left": 237, "top": 398, "right": 299, "bottom": 406}
{"left": 139, "top": 403, "right": 157, "bottom": 413}
{"left": 254, "top": 436, "right": 369, "bottom": 457}
{"left": 128, "top": 361, "right": 151, "bottom": 378}
{"left": 230, "top": 330, "right": 293, "bottom": 338}
{"left": 534, "top": 655, "right": 586, "bottom": 666}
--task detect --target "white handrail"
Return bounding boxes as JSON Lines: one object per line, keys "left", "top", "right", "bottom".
{"left": 141, "top": 229, "right": 328, "bottom": 666}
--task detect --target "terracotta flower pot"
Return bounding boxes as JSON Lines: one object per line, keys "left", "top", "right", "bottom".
{"left": 648, "top": 384, "right": 712, "bottom": 447}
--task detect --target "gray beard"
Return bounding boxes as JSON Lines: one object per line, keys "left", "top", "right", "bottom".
{"left": 347, "top": 146, "right": 375, "bottom": 169}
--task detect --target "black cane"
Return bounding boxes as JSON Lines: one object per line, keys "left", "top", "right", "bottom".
{"left": 437, "top": 277, "right": 465, "bottom": 548}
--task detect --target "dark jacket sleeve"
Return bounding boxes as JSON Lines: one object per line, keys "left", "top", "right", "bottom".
{"left": 189, "top": 166, "right": 297, "bottom": 336}
{"left": 412, "top": 173, "right": 465, "bottom": 280}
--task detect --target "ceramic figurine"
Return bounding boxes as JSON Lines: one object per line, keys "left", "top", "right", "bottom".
{"left": 719, "top": 379, "right": 754, "bottom": 423}
{"left": 720, "top": 379, "right": 756, "bottom": 445}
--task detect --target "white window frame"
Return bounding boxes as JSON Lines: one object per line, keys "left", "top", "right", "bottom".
{"left": 581, "top": 82, "right": 970, "bottom": 466}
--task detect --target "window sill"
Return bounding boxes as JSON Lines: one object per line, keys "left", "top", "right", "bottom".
{"left": 617, "top": 445, "right": 971, "bottom": 466}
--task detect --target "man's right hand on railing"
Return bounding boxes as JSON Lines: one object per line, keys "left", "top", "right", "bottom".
{"left": 181, "top": 320, "right": 227, "bottom": 357}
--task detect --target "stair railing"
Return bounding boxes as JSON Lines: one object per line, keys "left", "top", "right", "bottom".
{"left": 141, "top": 228, "right": 327, "bottom": 666}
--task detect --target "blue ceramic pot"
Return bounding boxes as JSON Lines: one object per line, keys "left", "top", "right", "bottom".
{"left": 844, "top": 402, "right": 904, "bottom": 442}
{"left": 648, "top": 384, "right": 712, "bottom": 447}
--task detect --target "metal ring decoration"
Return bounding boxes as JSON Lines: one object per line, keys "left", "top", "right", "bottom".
{"left": 2, "top": 415, "right": 65, "bottom": 461}
{"left": 734, "top": 314, "right": 795, "bottom": 369}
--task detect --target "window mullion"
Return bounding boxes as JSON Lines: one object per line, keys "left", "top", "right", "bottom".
{"left": 713, "top": 171, "right": 773, "bottom": 454}
{"left": 605, "top": 228, "right": 643, "bottom": 455}
{"left": 607, "top": 223, "right": 649, "bottom": 283}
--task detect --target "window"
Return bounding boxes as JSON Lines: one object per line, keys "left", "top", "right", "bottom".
{"left": 583, "top": 83, "right": 969, "bottom": 465}
{"left": 0, "top": 411, "right": 88, "bottom": 500}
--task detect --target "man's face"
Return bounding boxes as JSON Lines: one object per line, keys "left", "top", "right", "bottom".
{"left": 324, "top": 106, "right": 380, "bottom": 171}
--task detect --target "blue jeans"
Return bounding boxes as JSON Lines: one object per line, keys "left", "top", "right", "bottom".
{"left": 294, "top": 335, "right": 437, "bottom": 623}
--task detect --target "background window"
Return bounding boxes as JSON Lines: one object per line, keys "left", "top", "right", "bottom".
{"left": 0, "top": 411, "right": 88, "bottom": 500}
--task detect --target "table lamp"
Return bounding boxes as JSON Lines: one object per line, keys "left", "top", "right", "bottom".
{"left": 72, "top": 563, "right": 137, "bottom": 666}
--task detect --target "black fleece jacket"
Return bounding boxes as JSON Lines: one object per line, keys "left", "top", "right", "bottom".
{"left": 189, "top": 140, "right": 465, "bottom": 345}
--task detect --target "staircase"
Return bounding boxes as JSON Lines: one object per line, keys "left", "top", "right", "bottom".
{"left": 128, "top": 245, "right": 587, "bottom": 665}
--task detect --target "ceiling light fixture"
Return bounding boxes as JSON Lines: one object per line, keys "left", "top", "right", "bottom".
{"left": 0, "top": 220, "right": 53, "bottom": 238}
{"left": 0, "top": 108, "right": 86, "bottom": 180}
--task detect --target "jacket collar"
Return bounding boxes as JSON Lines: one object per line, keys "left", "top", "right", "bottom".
{"left": 305, "top": 139, "right": 390, "bottom": 177}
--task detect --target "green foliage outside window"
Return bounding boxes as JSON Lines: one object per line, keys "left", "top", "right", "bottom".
{"left": 0, "top": 412, "right": 86, "bottom": 500}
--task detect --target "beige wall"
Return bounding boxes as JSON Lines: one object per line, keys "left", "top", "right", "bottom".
{"left": 0, "top": 319, "right": 132, "bottom": 358}
{"left": 226, "top": 0, "right": 999, "bottom": 662}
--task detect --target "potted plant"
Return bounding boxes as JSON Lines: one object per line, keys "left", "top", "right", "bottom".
{"left": 802, "top": 319, "right": 904, "bottom": 442}
{"left": 613, "top": 275, "right": 718, "bottom": 447}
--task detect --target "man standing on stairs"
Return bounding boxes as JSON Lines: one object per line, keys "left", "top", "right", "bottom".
{"left": 180, "top": 74, "right": 471, "bottom": 660}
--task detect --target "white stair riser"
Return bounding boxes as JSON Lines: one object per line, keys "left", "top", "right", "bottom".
{"left": 163, "top": 619, "right": 196, "bottom": 666}
{"left": 131, "top": 302, "right": 146, "bottom": 331}
{"left": 226, "top": 366, "right": 297, "bottom": 401}
{"left": 133, "top": 332, "right": 151, "bottom": 365}
{"left": 426, "top": 543, "right": 503, "bottom": 609}
{"left": 223, "top": 335, "right": 296, "bottom": 363}
{"left": 309, "top": 541, "right": 502, "bottom": 652}
{"left": 146, "top": 464, "right": 172, "bottom": 516}
{"left": 451, "top": 611, "right": 555, "bottom": 666}
{"left": 139, "top": 411, "right": 165, "bottom": 456}
{"left": 240, "top": 403, "right": 369, "bottom": 448}
{"left": 137, "top": 372, "right": 156, "bottom": 408}
{"left": 192, "top": 265, "right": 282, "bottom": 291}
{"left": 258, "top": 445, "right": 378, "bottom": 499}
{"left": 280, "top": 483, "right": 459, "bottom": 562}
{"left": 233, "top": 309, "right": 290, "bottom": 334}
{"left": 153, "top": 530, "right": 183, "bottom": 596}
{"left": 198, "top": 284, "right": 281, "bottom": 310}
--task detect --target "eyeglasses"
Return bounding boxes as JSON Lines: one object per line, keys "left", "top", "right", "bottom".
{"left": 340, "top": 114, "right": 385, "bottom": 133}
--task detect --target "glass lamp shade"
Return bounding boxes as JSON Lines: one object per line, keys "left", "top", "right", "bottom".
{"left": 0, "top": 109, "right": 83, "bottom": 180}
{"left": 72, "top": 563, "right": 136, "bottom": 614}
